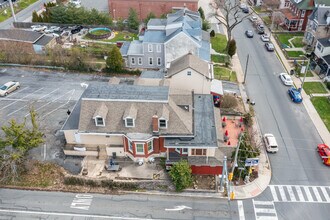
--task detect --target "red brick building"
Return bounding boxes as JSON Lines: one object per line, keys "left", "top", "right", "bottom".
{"left": 108, "top": 0, "right": 198, "bottom": 20}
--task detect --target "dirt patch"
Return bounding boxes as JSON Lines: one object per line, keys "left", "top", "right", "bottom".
{"left": 192, "top": 175, "right": 216, "bottom": 190}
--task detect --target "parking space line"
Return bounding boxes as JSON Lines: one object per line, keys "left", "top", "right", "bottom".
{"left": 0, "top": 88, "right": 43, "bottom": 110}
{"left": 7, "top": 88, "right": 60, "bottom": 117}
{"left": 42, "top": 90, "right": 75, "bottom": 118}
{"left": 0, "top": 87, "right": 30, "bottom": 100}
{"left": 25, "top": 89, "right": 75, "bottom": 117}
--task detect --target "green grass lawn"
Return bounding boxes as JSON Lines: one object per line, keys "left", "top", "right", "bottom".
{"left": 276, "top": 33, "right": 304, "bottom": 48}
{"left": 262, "top": 16, "right": 271, "bottom": 26}
{"left": 211, "top": 34, "right": 227, "bottom": 53}
{"left": 303, "top": 82, "right": 328, "bottom": 95}
{"left": 291, "top": 37, "right": 305, "bottom": 48}
{"left": 214, "top": 66, "right": 237, "bottom": 82}
{"left": 104, "top": 31, "right": 138, "bottom": 42}
{"left": 310, "top": 97, "right": 330, "bottom": 132}
{"left": 286, "top": 50, "right": 305, "bottom": 58}
{"left": 211, "top": 54, "right": 229, "bottom": 64}
{"left": 253, "top": 7, "right": 269, "bottom": 14}
{"left": 0, "top": 0, "right": 38, "bottom": 22}
{"left": 295, "top": 64, "right": 314, "bottom": 77}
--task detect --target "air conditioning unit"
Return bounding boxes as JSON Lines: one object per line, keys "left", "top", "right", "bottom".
{"left": 148, "top": 157, "right": 155, "bottom": 163}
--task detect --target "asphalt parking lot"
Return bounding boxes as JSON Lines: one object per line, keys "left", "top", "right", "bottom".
{"left": 0, "top": 67, "right": 109, "bottom": 166}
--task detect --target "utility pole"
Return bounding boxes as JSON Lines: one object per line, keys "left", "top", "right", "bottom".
{"left": 243, "top": 54, "right": 249, "bottom": 84}
{"left": 219, "top": 156, "right": 228, "bottom": 192}
{"left": 9, "top": 0, "right": 17, "bottom": 22}
{"left": 228, "top": 134, "right": 243, "bottom": 200}
{"left": 299, "top": 54, "right": 311, "bottom": 91}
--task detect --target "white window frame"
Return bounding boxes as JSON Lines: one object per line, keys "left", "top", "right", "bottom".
{"left": 147, "top": 140, "right": 153, "bottom": 153}
{"left": 149, "top": 57, "right": 153, "bottom": 65}
{"left": 128, "top": 140, "right": 133, "bottom": 152}
{"left": 131, "top": 57, "right": 136, "bottom": 65}
{"left": 136, "top": 143, "right": 144, "bottom": 155}
{"left": 182, "top": 148, "right": 188, "bottom": 155}
{"left": 301, "top": 10, "right": 305, "bottom": 18}
{"left": 148, "top": 44, "right": 153, "bottom": 52}
{"left": 159, "top": 118, "right": 167, "bottom": 128}
{"left": 125, "top": 117, "right": 134, "bottom": 127}
{"left": 175, "top": 148, "right": 181, "bottom": 154}
{"left": 95, "top": 117, "right": 105, "bottom": 126}
{"left": 156, "top": 44, "right": 161, "bottom": 53}
{"left": 138, "top": 57, "right": 142, "bottom": 65}
{"left": 157, "top": 57, "right": 161, "bottom": 66}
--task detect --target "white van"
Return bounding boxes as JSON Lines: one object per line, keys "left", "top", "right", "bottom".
{"left": 263, "top": 133, "right": 278, "bottom": 153}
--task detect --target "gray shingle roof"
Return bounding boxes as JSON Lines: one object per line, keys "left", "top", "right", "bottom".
{"left": 84, "top": 83, "right": 169, "bottom": 102}
{"left": 167, "top": 53, "right": 210, "bottom": 78}
{"left": 318, "top": 37, "right": 330, "bottom": 47}
{"left": 93, "top": 102, "right": 108, "bottom": 119}
{"left": 164, "top": 94, "right": 218, "bottom": 148}
{"left": 34, "top": 35, "right": 53, "bottom": 46}
{"left": 0, "top": 29, "right": 44, "bottom": 43}
{"left": 120, "top": 41, "right": 130, "bottom": 56}
{"left": 143, "top": 30, "right": 166, "bottom": 43}
{"left": 140, "top": 70, "right": 165, "bottom": 79}
{"left": 127, "top": 40, "right": 143, "bottom": 55}
{"left": 148, "top": 19, "right": 167, "bottom": 26}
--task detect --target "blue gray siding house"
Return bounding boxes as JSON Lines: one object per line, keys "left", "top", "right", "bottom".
{"left": 120, "top": 8, "right": 210, "bottom": 70}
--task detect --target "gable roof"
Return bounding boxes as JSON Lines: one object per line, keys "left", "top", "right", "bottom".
{"left": 93, "top": 102, "right": 108, "bottom": 119}
{"left": 318, "top": 37, "right": 330, "bottom": 47}
{"left": 167, "top": 53, "right": 210, "bottom": 78}
{"left": 291, "top": 0, "right": 314, "bottom": 10}
{"left": 0, "top": 29, "right": 45, "bottom": 43}
{"left": 309, "top": 5, "right": 330, "bottom": 25}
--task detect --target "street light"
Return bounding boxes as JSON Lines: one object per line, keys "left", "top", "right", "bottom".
{"left": 299, "top": 54, "right": 311, "bottom": 91}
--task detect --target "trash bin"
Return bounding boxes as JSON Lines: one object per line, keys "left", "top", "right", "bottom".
{"left": 290, "top": 69, "right": 295, "bottom": 75}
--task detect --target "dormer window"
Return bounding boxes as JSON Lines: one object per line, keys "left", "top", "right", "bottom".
{"left": 159, "top": 119, "right": 167, "bottom": 128}
{"left": 125, "top": 117, "right": 135, "bottom": 127}
{"left": 95, "top": 117, "right": 104, "bottom": 126}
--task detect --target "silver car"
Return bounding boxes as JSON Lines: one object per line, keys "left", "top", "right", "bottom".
{"left": 0, "top": 81, "right": 20, "bottom": 96}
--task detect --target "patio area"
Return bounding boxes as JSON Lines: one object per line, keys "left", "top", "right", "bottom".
{"left": 222, "top": 116, "right": 245, "bottom": 147}
{"left": 80, "top": 156, "right": 167, "bottom": 180}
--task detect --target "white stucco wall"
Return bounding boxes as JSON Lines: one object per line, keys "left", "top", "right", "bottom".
{"left": 106, "top": 146, "right": 125, "bottom": 156}
{"left": 169, "top": 67, "right": 211, "bottom": 94}
{"left": 64, "top": 131, "right": 123, "bottom": 146}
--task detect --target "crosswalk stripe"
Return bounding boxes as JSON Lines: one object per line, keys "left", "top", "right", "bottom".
{"left": 253, "top": 201, "right": 274, "bottom": 205}
{"left": 295, "top": 186, "right": 305, "bottom": 202}
{"left": 303, "top": 186, "right": 313, "bottom": 202}
{"left": 254, "top": 208, "right": 277, "bottom": 214}
{"left": 286, "top": 186, "right": 296, "bottom": 202}
{"left": 278, "top": 186, "right": 287, "bottom": 202}
{"left": 312, "top": 187, "right": 322, "bottom": 202}
{"left": 256, "top": 217, "right": 278, "bottom": 220}
{"left": 237, "top": 200, "right": 245, "bottom": 220}
{"left": 269, "top": 185, "right": 278, "bottom": 202}
{"left": 320, "top": 187, "right": 330, "bottom": 202}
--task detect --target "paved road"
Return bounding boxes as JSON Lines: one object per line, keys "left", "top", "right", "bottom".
{"left": 0, "top": 0, "right": 51, "bottom": 29}
{"left": 0, "top": 189, "right": 232, "bottom": 219}
{"left": 231, "top": 12, "right": 330, "bottom": 220}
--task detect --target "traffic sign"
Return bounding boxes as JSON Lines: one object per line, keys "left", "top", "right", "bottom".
{"left": 245, "top": 158, "right": 259, "bottom": 166}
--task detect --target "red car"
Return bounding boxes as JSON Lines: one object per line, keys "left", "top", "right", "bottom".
{"left": 317, "top": 144, "right": 330, "bottom": 166}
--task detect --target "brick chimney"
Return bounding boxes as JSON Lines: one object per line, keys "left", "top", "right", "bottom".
{"left": 152, "top": 115, "right": 159, "bottom": 134}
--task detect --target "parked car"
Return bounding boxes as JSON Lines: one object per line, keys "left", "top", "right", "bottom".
{"left": 288, "top": 87, "right": 302, "bottom": 103}
{"left": 317, "top": 144, "right": 330, "bottom": 166}
{"left": 256, "top": 24, "right": 265, "bottom": 34}
{"left": 242, "top": 7, "right": 249, "bottom": 13}
{"left": 44, "top": 26, "right": 60, "bottom": 34}
{"left": 279, "top": 73, "right": 293, "bottom": 86}
{"left": 249, "top": 16, "right": 258, "bottom": 23}
{"left": 245, "top": 30, "right": 254, "bottom": 38}
{"left": 31, "top": 25, "right": 47, "bottom": 32}
{"left": 71, "top": 25, "right": 83, "bottom": 34}
{"left": 263, "top": 133, "right": 278, "bottom": 153}
{"left": 265, "top": 42, "right": 274, "bottom": 51}
{"left": 0, "top": 81, "right": 20, "bottom": 96}
{"left": 260, "top": 34, "right": 270, "bottom": 42}
{"left": 239, "top": 3, "right": 247, "bottom": 9}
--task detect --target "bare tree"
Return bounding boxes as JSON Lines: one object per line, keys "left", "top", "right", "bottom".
{"left": 211, "top": 0, "right": 252, "bottom": 48}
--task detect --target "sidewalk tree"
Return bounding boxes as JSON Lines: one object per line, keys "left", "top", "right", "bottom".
{"left": 127, "top": 8, "right": 139, "bottom": 30}
{"left": 228, "top": 39, "right": 236, "bottom": 57}
{"left": 202, "top": 20, "right": 211, "bottom": 31}
{"left": 0, "top": 107, "right": 44, "bottom": 183}
{"left": 210, "top": 30, "right": 215, "bottom": 37}
{"left": 169, "top": 160, "right": 193, "bottom": 192}
{"left": 198, "top": 7, "right": 205, "bottom": 20}
{"left": 211, "top": 0, "right": 251, "bottom": 50}
{"left": 106, "top": 46, "right": 123, "bottom": 72}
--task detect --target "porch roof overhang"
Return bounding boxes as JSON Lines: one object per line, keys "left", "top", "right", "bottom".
{"left": 211, "top": 79, "right": 224, "bottom": 97}
{"left": 322, "top": 55, "right": 330, "bottom": 66}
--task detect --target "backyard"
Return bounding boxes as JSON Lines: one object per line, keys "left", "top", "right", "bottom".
{"left": 214, "top": 66, "right": 237, "bottom": 82}
{"left": 211, "top": 34, "right": 227, "bottom": 53}
{"left": 276, "top": 33, "right": 304, "bottom": 48}
{"left": 311, "top": 97, "right": 330, "bottom": 132}
{"left": 303, "top": 82, "right": 328, "bottom": 95}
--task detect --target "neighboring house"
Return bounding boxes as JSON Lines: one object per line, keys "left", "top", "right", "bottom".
{"left": 120, "top": 8, "right": 210, "bottom": 70}
{"left": 304, "top": 5, "right": 330, "bottom": 47}
{"left": 108, "top": 0, "right": 198, "bottom": 21}
{"left": 279, "top": 0, "right": 329, "bottom": 31}
{"left": 165, "top": 53, "right": 213, "bottom": 94}
{"left": 313, "top": 37, "right": 330, "bottom": 77}
{"left": 0, "top": 29, "right": 54, "bottom": 54}
{"left": 61, "top": 82, "right": 223, "bottom": 175}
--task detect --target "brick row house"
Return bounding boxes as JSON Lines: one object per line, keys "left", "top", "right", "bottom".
{"left": 108, "top": 0, "right": 198, "bottom": 21}
{"left": 279, "top": 0, "right": 329, "bottom": 31}
{"left": 120, "top": 8, "right": 211, "bottom": 70}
